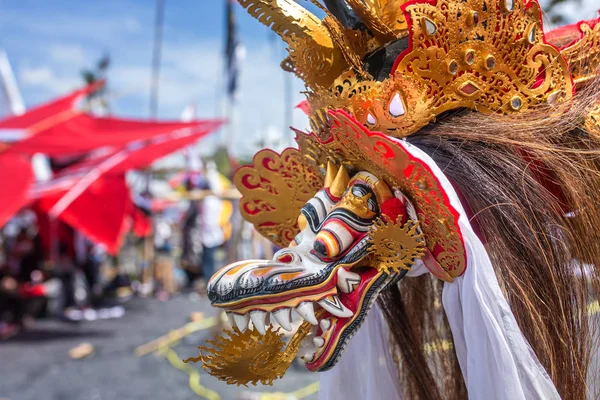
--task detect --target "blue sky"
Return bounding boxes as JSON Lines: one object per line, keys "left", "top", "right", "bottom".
{"left": 0, "top": 0, "right": 325, "bottom": 157}
{"left": 0, "top": 0, "right": 597, "bottom": 157}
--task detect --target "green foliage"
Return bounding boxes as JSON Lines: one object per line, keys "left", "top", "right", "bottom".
{"left": 208, "top": 145, "right": 235, "bottom": 178}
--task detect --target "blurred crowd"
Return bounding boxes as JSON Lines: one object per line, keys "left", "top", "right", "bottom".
{"left": 0, "top": 162, "right": 274, "bottom": 341}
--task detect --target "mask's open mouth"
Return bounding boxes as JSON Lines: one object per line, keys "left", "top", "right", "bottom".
{"left": 207, "top": 250, "right": 395, "bottom": 371}
{"left": 302, "top": 267, "right": 394, "bottom": 371}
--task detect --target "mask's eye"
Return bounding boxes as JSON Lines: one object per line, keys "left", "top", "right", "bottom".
{"left": 352, "top": 186, "right": 366, "bottom": 197}
{"left": 367, "top": 196, "right": 378, "bottom": 213}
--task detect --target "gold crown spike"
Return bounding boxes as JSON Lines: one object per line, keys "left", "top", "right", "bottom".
{"left": 329, "top": 165, "right": 350, "bottom": 197}
{"left": 237, "top": 0, "right": 350, "bottom": 88}
{"left": 324, "top": 160, "right": 339, "bottom": 188}
{"left": 240, "top": 0, "right": 576, "bottom": 139}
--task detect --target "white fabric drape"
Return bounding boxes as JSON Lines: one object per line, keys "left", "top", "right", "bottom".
{"left": 442, "top": 228, "right": 560, "bottom": 399}
{"left": 407, "top": 141, "right": 560, "bottom": 400}
{"left": 317, "top": 140, "right": 559, "bottom": 399}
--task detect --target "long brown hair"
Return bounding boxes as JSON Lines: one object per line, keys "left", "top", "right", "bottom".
{"left": 379, "top": 72, "right": 600, "bottom": 399}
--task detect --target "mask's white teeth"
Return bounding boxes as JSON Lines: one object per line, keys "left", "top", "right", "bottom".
{"left": 250, "top": 310, "right": 268, "bottom": 335}
{"left": 301, "top": 352, "right": 316, "bottom": 362}
{"left": 233, "top": 313, "right": 250, "bottom": 332}
{"left": 313, "top": 337, "right": 325, "bottom": 348}
{"left": 337, "top": 268, "right": 361, "bottom": 294}
{"left": 296, "top": 302, "right": 319, "bottom": 325}
{"left": 320, "top": 319, "right": 331, "bottom": 331}
{"left": 299, "top": 336, "right": 317, "bottom": 362}
{"left": 272, "top": 308, "right": 293, "bottom": 331}
{"left": 225, "top": 312, "right": 236, "bottom": 328}
{"left": 318, "top": 295, "right": 353, "bottom": 318}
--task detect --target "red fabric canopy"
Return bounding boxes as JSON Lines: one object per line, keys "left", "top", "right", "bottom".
{"left": 59, "top": 129, "right": 217, "bottom": 177}
{"left": 31, "top": 129, "right": 216, "bottom": 201}
{"left": 0, "top": 82, "right": 99, "bottom": 130}
{"left": 0, "top": 82, "right": 222, "bottom": 156}
{"left": 0, "top": 84, "right": 223, "bottom": 237}
{"left": 7, "top": 115, "right": 222, "bottom": 157}
{"left": 30, "top": 129, "right": 220, "bottom": 252}
{"left": 0, "top": 153, "right": 34, "bottom": 228}
{"left": 36, "top": 176, "right": 132, "bottom": 254}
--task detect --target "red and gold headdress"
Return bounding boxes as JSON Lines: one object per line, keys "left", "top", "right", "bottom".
{"left": 189, "top": 0, "right": 600, "bottom": 394}
{"left": 234, "top": 0, "right": 599, "bottom": 280}
{"left": 241, "top": 0, "right": 598, "bottom": 138}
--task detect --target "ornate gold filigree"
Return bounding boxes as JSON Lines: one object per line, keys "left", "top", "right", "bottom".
{"left": 370, "top": 0, "right": 410, "bottom": 35}
{"left": 185, "top": 318, "right": 317, "bottom": 386}
{"left": 235, "top": 112, "right": 466, "bottom": 278}
{"left": 242, "top": 0, "right": 576, "bottom": 139}
{"left": 234, "top": 148, "right": 324, "bottom": 248}
{"left": 368, "top": 218, "right": 426, "bottom": 274}
{"left": 345, "top": 0, "right": 398, "bottom": 42}
{"left": 237, "top": 0, "right": 415, "bottom": 90}
{"left": 297, "top": 111, "right": 467, "bottom": 279}
{"left": 560, "top": 21, "right": 600, "bottom": 87}
{"left": 307, "top": 0, "right": 573, "bottom": 138}
{"left": 237, "top": 0, "right": 349, "bottom": 88}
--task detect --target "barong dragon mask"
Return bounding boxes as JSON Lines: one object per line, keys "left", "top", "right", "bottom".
{"left": 185, "top": 0, "right": 600, "bottom": 387}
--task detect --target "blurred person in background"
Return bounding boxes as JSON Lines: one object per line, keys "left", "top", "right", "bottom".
{"left": 180, "top": 169, "right": 207, "bottom": 288}
{"left": 199, "top": 161, "right": 225, "bottom": 286}
{"left": 0, "top": 211, "right": 44, "bottom": 338}
{"left": 180, "top": 162, "right": 226, "bottom": 292}
{"left": 74, "top": 231, "right": 103, "bottom": 303}
{"left": 153, "top": 213, "right": 176, "bottom": 300}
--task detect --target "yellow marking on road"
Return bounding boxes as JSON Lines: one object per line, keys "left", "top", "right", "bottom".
{"left": 134, "top": 317, "right": 218, "bottom": 357}
{"left": 161, "top": 347, "right": 221, "bottom": 400}
{"left": 136, "top": 298, "right": 600, "bottom": 399}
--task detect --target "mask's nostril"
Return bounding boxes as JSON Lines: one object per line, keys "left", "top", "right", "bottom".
{"left": 277, "top": 254, "right": 294, "bottom": 264}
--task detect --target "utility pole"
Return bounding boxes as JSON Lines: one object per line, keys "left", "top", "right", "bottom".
{"left": 149, "top": 0, "right": 165, "bottom": 119}
{"left": 145, "top": 0, "right": 166, "bottom": 286}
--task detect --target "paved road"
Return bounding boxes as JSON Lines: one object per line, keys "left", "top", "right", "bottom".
{"left": 0, "top": 296, "right": 319, "bottom": 400}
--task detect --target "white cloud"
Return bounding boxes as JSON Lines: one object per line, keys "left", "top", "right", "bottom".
{"left": 20, "top": 66, "right": 53, "bottom": 85}
{"left": 107, "top": 39, "right": 309, "bottom": 157}
{"left": 47, "top": 44, "right": 88, "bottom": 65}
{"left": 19, "top": 66, "right": 80, "bottom": 94}
{"left": 121, "top": 16, "right": 143, "bottom": 34}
